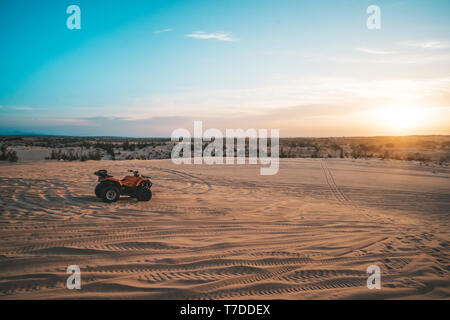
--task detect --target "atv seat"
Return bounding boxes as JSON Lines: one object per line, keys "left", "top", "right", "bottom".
{"left": 94, "top": 170, "right": 113, "bottom": 177}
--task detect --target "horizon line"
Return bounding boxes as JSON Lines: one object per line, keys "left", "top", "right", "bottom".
{"left": 1, "top": 133, "right": 449, "bottom": 139}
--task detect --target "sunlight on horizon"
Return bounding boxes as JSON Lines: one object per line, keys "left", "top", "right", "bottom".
{"left": 376, "top": 105, "right": 427, "bottom": 133}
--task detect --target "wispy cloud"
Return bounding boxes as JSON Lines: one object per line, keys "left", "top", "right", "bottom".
{"left": 402, "top": 40, "right": 450, "bottom": 49}
{"left": 330, "top": 53, "right": 450, "bottom": 64}
{"left": 185, "top": 31, "right": 235, "bottom": 41}
{"left": 356, "top": 47, "right": 395, "bottom": 55}
{"left": 153, "top": 28, "right": 173, "bottom": 34}
{"left": 0, "top": 105, "right": 33, "bottom": 111}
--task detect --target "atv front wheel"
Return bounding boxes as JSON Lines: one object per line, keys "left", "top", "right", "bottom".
{"left": 101, "top": 185, "right": 120, "bottom": 203}
{"left": 95, "top": 184, "right": 103, "bottom": 198}
{"left": 136, "top": 188, "right": 152, "bottom": 201}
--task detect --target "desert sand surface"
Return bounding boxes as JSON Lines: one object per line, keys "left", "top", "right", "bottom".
{"left": 0, "top": 158, "right": 448, "bottom": 299}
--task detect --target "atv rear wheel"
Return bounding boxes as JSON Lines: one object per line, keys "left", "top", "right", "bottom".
{"left": 101, "top": 185, "right": 120, "bottom": 203}
{"left": 136, "top": 187, "right": 152, "bottom": 201}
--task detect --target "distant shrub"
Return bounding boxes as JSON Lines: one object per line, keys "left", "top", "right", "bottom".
{"left": 88, "top": 150, "right": 102, "bottom": 160}
{"left": 418, "top": 141, "right": 438, "bottom": 149}
{"left": 0, "top": 144, "right": 7, "bottom": 157}
{"left": 351, "top": 144, "right": 371, "bottom": 159}
{"left": 94, "top": 142, "right": 115, "bottom": 157}
{"left": 80, "top": 142, "right": 91, "bottom": 149}
{"left": 438, "top": 141, "right": 450, "bottom": 149}
{"left": 8, "top": 150, "right": 18, "bottom": 162}
{"left": 122, "top": 141, "right": 136, "bottom": 151}
{"left": 407, "top": 153, "right": 430, "bottom": 162}
{"left": 50, "top": 149, "right": 102, "bottom": 161}
{"left": 0, "top": 144, "right": 19, "bottom": 162}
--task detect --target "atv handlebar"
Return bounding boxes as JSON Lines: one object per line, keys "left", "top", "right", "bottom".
{"left": 128, "top": 170, "right": 138, "bottom": 177}
{"left": 128, "top": 170, "right": 150, "bottom": 178}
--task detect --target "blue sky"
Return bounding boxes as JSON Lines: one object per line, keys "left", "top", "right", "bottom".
{"left": 1, "top": 0, "right": 449, "bottom": 136}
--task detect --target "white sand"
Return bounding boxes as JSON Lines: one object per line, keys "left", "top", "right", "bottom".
{"left": 0, "top": 158, "right": 448, "bottom": 299}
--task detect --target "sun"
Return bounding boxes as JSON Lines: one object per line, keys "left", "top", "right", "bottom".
{"left": 376, "top": 105, "right": 425, "bottom": 132}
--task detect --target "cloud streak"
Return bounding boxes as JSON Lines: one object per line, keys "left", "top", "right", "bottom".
{"left": 402, "top": 40, "right": 450, "bottom": 49}
{"left": 153, "top": 28, "right": 173, "bottom": 34}
{"left": 185, "top": 31, "right": 235, "bottom": 41}
{"left": 356, "top": 47, "right": 395, "bottom": 55}
{"left": 0, "top": 105, "right": 34, "bottom": 111}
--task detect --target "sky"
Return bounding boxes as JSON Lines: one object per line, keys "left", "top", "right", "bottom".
{"left": 0, "top": 0, "right": 449, "bottom": 137}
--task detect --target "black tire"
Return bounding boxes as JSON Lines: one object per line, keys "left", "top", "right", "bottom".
{"left": 94, "top": 184, "right": 103, "bottom": 198}
{"left": 101, "top": 185, "right": 120, "bottom": 203}
{"left": 136, "top": 187, "right": 152, "bottom": 201}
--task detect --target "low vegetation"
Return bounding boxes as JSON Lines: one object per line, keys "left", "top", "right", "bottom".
{"left": 1, "top": 135, "right": 449, "bottom": 165}
{"left": 0, "top": 144, "right": 18, "bottom": 162}
{"left": 48, "top": 149, "right": 102, "bottom": 161}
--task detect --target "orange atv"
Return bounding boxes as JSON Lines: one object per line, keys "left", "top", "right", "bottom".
{"left": 94, "top": 169, "right": 152, "bottom": 203}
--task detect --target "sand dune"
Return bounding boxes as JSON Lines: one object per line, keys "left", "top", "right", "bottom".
{"left": 0, "top": 159, "right": 448, "bottom": 299}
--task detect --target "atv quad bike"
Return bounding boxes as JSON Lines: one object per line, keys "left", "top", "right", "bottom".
{"left": 94, "top": 169, "right": 152, "bottom": 203}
